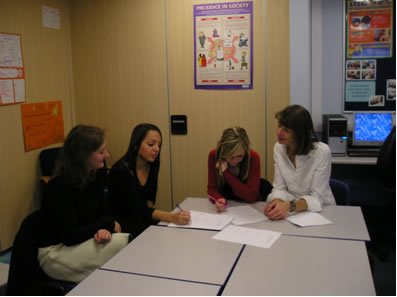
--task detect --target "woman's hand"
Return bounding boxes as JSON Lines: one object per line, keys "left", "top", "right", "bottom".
{"left": 94, "top": 229, "right": 112, "bottom": 244}
{"left": 114, "top": 221, "right": 121, "bottom": 233}
{"left": 214, "top": 198, "right": 227, "bottom": 212}
{"left": 264, "top": 200, "right": 290, "bottom": 220}
{"left": 171, "top": 210, "right": 191, "bottom": 225}
{"left": 216, "top": 161, "right": 228, "bottom": 173}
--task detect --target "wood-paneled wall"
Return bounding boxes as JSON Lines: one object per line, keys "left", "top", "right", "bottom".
{"left": 166, "top": 0, "right": 268, "bottom": 205}
{"left": 0, "top": 0, "right": 289, "bottom": 249}
{"left": 0, "top": 0, "right": 73, "bottom": 249}
{"left": 265, "top": 0, "right": 290, "bottom": 182}
{"left": 69, "top": 0, "right": 172, "bottom": 212}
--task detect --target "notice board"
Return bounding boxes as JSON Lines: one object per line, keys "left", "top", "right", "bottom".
{"left": 344, "top": 0, "right": 395, "bottom": 111}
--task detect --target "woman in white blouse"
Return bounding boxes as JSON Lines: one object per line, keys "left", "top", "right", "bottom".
{"left": 264, "top": 105, "right": 335, "bottom": 220}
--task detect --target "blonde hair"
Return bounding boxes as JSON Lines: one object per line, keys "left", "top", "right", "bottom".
{"left": 215, "top": 126, "right": 251, "bottom": 189}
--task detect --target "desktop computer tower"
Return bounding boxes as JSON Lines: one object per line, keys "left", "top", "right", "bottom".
{"left": 322, "top": 114, "right": 348, "bottom": 156}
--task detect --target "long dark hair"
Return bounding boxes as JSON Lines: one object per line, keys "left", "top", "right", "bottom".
{"left": 122, "top": 123, "right": 162, "bottom": 178}
{"left": 276, "top": 105, "right": 318, "bottom": 155}
{"left": 54, "top": 125, "right": 105, "bottom": 188}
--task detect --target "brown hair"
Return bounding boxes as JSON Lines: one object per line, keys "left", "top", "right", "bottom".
{"left": 276, "top": 105, "right": 318, "bottom": 155}
{"left": 54, "top": 125, "right": 105, "bottom": 188}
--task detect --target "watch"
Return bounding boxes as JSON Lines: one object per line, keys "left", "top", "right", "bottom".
{"left": 289, "top": 199, "right": 296, "bottom": 213}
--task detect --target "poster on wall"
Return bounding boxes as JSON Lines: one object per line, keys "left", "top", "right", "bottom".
{"left": 21, "top": 101, "right": 64, "bottom": 152}
{"left": 0, "top": 33, "right": 26, "bottom": 105}
{"left": 344, "top": 0, "right": 395, "bottom": 111}
{"left": 194, "top": 2, "right": 253, "bottom": 90}
{"left": 346, "top": 0, "right": 393, "bottom": 58}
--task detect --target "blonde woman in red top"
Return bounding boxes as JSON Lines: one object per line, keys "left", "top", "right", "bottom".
{"left": 207, "top": 126, "right": 272, "bottom": 212}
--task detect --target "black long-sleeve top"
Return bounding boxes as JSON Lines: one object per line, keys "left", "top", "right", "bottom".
{"left": 109, "top": 159, "right": 157, "bottom": 238}
{"left": 41, "top": 168, "right": 115, "bottom": 247}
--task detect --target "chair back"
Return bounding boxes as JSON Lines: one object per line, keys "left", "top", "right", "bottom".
{"left": 377, "top": 126, "right": 395, "bottom": 190}
{"left": 39, "top": 147, "right": 62, "bottom": 177}
{"left": 6, "top": 210, "right": 76, "bottom": 295}
{"left": 329, "top": 178, "right": 350, "bottom": 205}
{"left": 6, "top": 210, "right": 47, "bottom": 295}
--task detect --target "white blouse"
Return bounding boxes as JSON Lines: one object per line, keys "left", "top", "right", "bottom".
{"left": 267, "top": 141, "right": 335, "bottom": 212}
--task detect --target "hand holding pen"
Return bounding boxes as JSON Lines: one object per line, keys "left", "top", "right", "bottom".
{"left": 174, "top": 204, "right": 191, "bottom": 225}
{"left": 208, "top": 195, "right": 228, "bottom": 212}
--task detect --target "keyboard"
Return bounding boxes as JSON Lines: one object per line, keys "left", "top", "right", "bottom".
{"left": 347, "top": 148, "right": 380, "bottom": 157}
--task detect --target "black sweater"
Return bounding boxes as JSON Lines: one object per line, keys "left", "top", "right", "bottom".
{"left": 109, "top": 159, "right": 157, "bottom": 238}
{"left": 41, "top": 168, "right": 115, "bottom": 247}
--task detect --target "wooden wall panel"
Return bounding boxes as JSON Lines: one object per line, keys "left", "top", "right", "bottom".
{"left": 166, "top": 0, "right": 268, "bottom": 206}
{"left": 265, "top": 0, "right": 290, "bottom": 182}
{"left": 0, "top": 0, "right": 290, "bottom": 249}
{"left": 0, "top": 0, "right": 72, "bottom": 249}
{"left": 69, "top": 0, "right": 172, "bottom": 211}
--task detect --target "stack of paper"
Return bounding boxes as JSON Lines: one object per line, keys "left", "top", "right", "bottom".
{"left": 213, "top": 225, "right": 281, "bottom": 248}
{"left": 226, "top": 205, "right": 267, "bottom": 225}
{"left": 286, "top": 211, "right": 332, "bottom": 227}
{"left": 168, "top": 210, "right": 234, "bottom": 230}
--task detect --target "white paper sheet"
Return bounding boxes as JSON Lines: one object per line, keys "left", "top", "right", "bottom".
{"left": 225, "top": 205, "right": 267, "bottom": 225}
{"left": 213, "top": 225, "right": 281, "bottom": 248}
{"left": 286, "top": 211, "right": 332, "bottom": 227}
{"left": 168, "top": 210, "right": 233, "bottom": 230}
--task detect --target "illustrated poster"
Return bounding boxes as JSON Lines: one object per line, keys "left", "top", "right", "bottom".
{"left": 194, "top": 2, "right": 253, "bottom": 89}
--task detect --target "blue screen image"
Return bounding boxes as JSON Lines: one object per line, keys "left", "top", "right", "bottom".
{"left": 354, "top": 113, "right": 392, "bottom": 142}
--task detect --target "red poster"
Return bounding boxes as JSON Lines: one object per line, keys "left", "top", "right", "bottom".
{"left": 347, "top": 1, "right": 393, "bottom": 58}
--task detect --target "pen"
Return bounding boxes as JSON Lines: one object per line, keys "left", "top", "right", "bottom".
{"left": 208, "top": 195, "right": 228, "bottom": 208}
{"left": 176, "top": 204, "right": 184, "bottom": 211}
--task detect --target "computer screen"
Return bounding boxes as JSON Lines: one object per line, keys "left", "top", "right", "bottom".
{"left": 352, "top": 112, "right": 393, "bottom": 146}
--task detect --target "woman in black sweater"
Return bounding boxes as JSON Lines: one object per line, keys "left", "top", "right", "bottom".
{"left": 109, "top": 123, "right": 190, "bottom": 238}
{"left": 39, "top": 125, "right": 130, "bottom": 283}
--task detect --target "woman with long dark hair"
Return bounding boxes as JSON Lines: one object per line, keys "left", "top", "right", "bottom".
{"left": 109, "top": 123, "right": 190, "bottom": 237}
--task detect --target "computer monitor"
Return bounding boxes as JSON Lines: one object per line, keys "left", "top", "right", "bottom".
{"left": 352, "top": 112, "right": 393, "bottom": 147}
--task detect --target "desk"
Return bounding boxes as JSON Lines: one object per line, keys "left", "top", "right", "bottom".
{"left": 332, "top": 155, "right": 376, "bottom": 165}
{"left": 222, "top": 236, "right": 375, "bottom": 296}
{"left": 70, "top": 198, "right": 374, "bottom": 295}
{"left": 179, "top": 197, "right": 370, "bottom": 241}
{"left": 102, "top": 225, "right": 243, "bottom": 285}
{"left": 68, "top": 269, "right": 221, "bottom": 296}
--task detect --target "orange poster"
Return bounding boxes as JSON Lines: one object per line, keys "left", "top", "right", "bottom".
{"left": 21, "top": 101, "right": 64, "bottom": 152}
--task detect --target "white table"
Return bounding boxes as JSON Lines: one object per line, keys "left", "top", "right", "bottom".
{"left": 222, "top": 235, "right": 375, "bottom": 296}
{"left": 68, "top": 268, "right": 221, "bottom": 296}
{"left": 69, "top": 198, "right": 374, "bottom": 295}
{"left": 178, "top": 197, "right": 370, "bottom": 241}
{"left": 102, "top": 225, "right": 243, "bottom": 285}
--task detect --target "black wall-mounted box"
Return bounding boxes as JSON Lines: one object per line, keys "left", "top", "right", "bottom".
{"left": 171, "top": 115, "right": 187, "bottom": 135}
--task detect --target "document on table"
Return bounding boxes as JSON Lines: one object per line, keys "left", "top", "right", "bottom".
{"left": 286, "top": 211, "right": 332, "bottom": 227}
{"left": 225, "top": 205, "right": 267, "bottom": 225}
{"left": 168, "top": 210, "right": 234, "bottom": 230}
{"left": 213, "top": 225, "right": 281, "bottom": 248}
